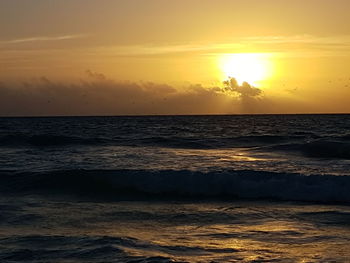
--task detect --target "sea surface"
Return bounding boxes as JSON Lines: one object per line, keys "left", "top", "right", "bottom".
{"left": 0, "top": 114, "right": 350, "bottom": 262}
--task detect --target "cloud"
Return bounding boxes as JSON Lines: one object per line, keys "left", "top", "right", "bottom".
{"left": 0, "top": 72, "right": 327, "bottom": 116}
{"left": 0, "top": 34, "right": 87, "bottom": 45}
{"left": 0, "top": 73, "right": 236, "bottom": 116}
{"left": 91, "top": 35, "right": 350, "bottom": 57}
{"left": 223, "top": 77, "right": 262, "bottom": 98}
{"left": 85, "top": 70, "right": 107, "bottom": 81}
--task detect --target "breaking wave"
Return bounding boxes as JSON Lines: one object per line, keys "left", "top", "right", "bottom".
{"left": 267, "top": 139, "right": 350, "bottom": 159}
{"left": 2, "top": 133, "right": 350, "bottom": 159}
{"left": 0, "top": 133, "right": 303, "bottom": 148}
{"left": 1, "top": 169, "right": 349, "bottom": 203}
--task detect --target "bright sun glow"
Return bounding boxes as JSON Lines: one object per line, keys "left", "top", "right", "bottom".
{"left": 219, "top": 53, "right": 272, "bottom": 86}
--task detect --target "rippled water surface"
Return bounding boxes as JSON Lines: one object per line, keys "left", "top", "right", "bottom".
{"left": 1, "top": 115, "right": 350, "bottom": 262}
{"left": 1, "top": 196, "right": 350, "bottom": 262}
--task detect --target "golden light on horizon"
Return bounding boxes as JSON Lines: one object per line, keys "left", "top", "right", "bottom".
{"left": 219, "top": 53, "right": 273, "bottom": 86}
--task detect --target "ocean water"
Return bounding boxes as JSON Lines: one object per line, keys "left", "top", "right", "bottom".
{"left": 1, "top": 114, "right": 350, "bottom": 262}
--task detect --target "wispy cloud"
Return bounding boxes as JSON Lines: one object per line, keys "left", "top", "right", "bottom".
{"left": 0, "top": 34, "right": 87, "bottom": 45}
{"left": 1, "top": 34, "right": 349, "bottom": 57}
{"left": 99, "top": 35, "right": 350, "bottom": 57}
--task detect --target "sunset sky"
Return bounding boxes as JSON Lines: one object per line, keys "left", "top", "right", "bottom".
{"left": 1, "top": 0, "right": 350, "bottom": 115}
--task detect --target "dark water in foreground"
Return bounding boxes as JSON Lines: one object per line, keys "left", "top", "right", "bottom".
{"left": 1, "top": 114, "right": 350, "bottom": 262}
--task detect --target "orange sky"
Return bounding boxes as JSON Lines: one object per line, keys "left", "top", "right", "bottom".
{"left": 1, "top": 0, "right": 350, "bottom": 115}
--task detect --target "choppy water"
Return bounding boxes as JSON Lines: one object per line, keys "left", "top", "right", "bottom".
{"left": 1, "top": 115, "right": 350, "bottom": 262}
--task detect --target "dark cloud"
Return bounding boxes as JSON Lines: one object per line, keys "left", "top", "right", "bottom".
{"left": 223, "top": 77, "right": 262, "bottom": 98}
{"left": 0, "top": 73, "right": 317, "bottom": 116}
{"left": 0, "top": 74, "right": 240, "bottom": 116}
{"left": 85, "top": 70, "right": 107, "bottom": 81}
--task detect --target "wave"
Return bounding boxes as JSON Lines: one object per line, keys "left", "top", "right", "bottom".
{"left": 0, "top": 234, "right": 238, "bottom": 262}
{"left": 1, "top": 169, "right": 349, "bottom": 203}
{"left": 2, "top": 133, "right": 350, "bottom": 160}
{"left": 0, "top": 134, "right": 107, "bottom": 147}
{"left": 0, "top": 235, "right": 185, "bottom": 262}
{"left": 135, "top": 135, "right": 305, "bottom": 149}
{"left": 266, "top": 139, "right": 350, "bottom": 159}
{"left": 301, "top": 140, "right": 350, "bottom": 159}
{"left": 0, "top": 133, "right": 306, "bottom": 149}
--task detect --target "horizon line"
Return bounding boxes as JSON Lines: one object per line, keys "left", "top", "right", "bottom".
{"left": 1, "top": 112, "right": 350, "bottom": 118}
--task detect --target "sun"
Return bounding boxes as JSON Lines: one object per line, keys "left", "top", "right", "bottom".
{"left": 219, "top": 53, "right": 272, "bottom": 86}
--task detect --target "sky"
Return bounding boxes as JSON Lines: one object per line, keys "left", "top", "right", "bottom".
{"left": 1, "top": 0, "right": 350, "bottom": 115}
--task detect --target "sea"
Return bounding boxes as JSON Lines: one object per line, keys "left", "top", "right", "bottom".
{"left": 0, "top": 114, "right": 350, "bottom": 263}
